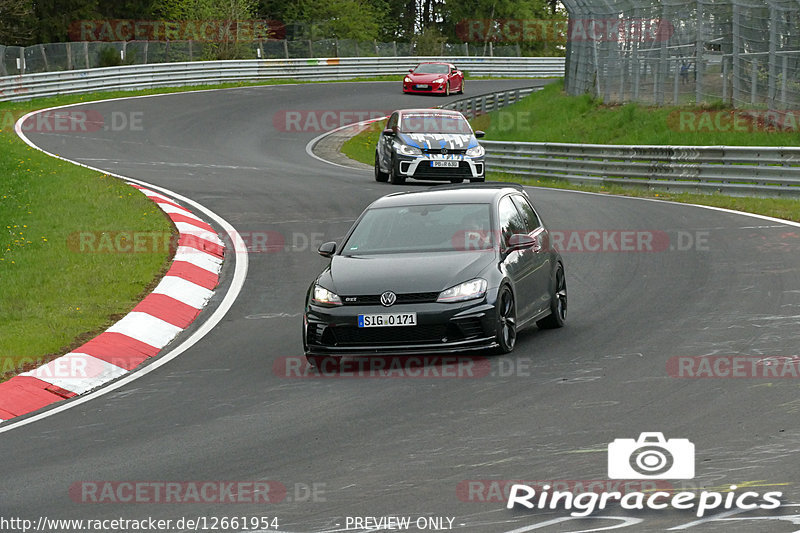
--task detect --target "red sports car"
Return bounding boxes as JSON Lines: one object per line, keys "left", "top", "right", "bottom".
{"left": 403, "top": 62, "right": 464, "bottom": 95}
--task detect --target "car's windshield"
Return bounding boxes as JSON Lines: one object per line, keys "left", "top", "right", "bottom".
{"left": 413, "top": 63, "right": 450, "bottom": 74}
{"left": 342, "top": 203, "right": 493, "bottom": 255}
{"left": 399, "top": 113, "right": 473, "bottom": 134}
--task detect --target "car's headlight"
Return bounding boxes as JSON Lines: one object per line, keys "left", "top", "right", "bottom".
{"left": 437, "top": 278, "right": 488, "bottom": 303}
{"left": 394, "top": 142, "right": 422, "bottom": 156}
{"left": 432, "top": 78, "right": 445, "bottom": 84}
{"left": 404, "top": 77, "right": 412, "bottom": 83}
{"left": 466, "top": 144, "right": 485, "bottom": 157}
{"left": 311, "top": 285, "right": 342, "bottom": 306}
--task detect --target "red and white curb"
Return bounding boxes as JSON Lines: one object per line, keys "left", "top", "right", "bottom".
{"left": 0, "top": 183, "right": 225, "bottom": 422}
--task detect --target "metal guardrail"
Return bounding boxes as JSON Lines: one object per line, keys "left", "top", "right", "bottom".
{"left": 482, "top": 141, "right": 800, "bottom": 197}
{"left": 0, "top": 56, "right": 565, "bottom": 102}
{"left": 440, "top": 87, "right": 541, "bottom": 118}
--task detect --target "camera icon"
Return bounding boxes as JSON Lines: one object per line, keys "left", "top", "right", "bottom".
{"left": 608, "top": 432, "right": 694, "bottom": 479}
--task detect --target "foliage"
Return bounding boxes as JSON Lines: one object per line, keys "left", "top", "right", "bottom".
{"left": 0, "top": 0, "right": 35, "bottom": 45}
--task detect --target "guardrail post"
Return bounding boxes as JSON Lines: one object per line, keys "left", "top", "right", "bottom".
{"left": 751, "top": 59, "right": 758, "bottom": 105}
{"left": 283, "top": 40, "right": 289, "bottom": 59}
{"left": 66, "top": 42, "right": 72, "bottom": 70}
{"left": 673, "top": 59, "right": 679, "bottom": 104}
{"left": 781, "top": 55, "right": 787, "bottom": 108}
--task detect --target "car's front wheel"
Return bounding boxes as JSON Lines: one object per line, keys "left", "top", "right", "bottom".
{"left": 459, "top": 79, "right": 465, "bottom": 94}
{"left": 537, "top": 264, "right": 567, "bottom": 329}
{"left": 450, "top": 178, "right": 464, "bottom": 184}
{"left": 495, "top": 285, "right": 517, "bottom": 353}
{"left": 374, "top": 152, "right": 389, "bottom": 182}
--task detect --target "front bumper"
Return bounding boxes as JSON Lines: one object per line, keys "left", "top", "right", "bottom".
{"left": 403, "top": 82, "right": 447, "bottom": 94}
{"left": 395, "top": 154, "right": 485, "bottom": 181}
{"left": 304, "top": 300, "right": 497, "bottom": 356}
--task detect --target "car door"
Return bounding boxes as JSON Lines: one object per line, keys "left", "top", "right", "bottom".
{"left": 379, "top": 112, "right": 399, "bottom": 171}
{"left": 497, "top": 195, "right": 539, "bottom": 323}
{"left": 510, "top": 194, "right": 552, "bottom": 316}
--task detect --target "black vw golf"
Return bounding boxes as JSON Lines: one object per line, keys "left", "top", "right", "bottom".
{"left": 303, "top": 183, "right": 567, "bottom": 367}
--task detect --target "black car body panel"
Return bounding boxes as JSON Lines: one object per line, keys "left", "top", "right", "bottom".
{"left": 303, "top": 184, "right": 565, "bottom": 357}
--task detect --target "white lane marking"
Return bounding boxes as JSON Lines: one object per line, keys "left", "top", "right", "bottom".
{"left": 503, "top": 516, "right": 643, "bottom": 532}
{"left": 523, "top": 185, "right": 800, "bottom": 229}
{"left": 173, "top": 245, "right": 223, "bottom": 274}
{"left": 152, "top": 275, "right": 214, "bottom": 309}
{"left": 20, "top": 353, "right": 127, "bottom": 395}
{"left": 2, "top": 102, "right": 249, "bottom": 434}
{"left": 305, "top": 117, "right": 388, "bottom": 169}
{"left": 105, "top": 312, "right": 184, "bottom": 349}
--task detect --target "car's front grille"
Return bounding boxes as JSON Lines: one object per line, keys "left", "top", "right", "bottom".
{"left": 423, "top": 148, "right": 467, "bottom": 155}
{"left": 341, "top": 292, "right": 440, "bottom": 306}
{"left": 329, "top": 325, "right": 449, "bottom": 346}
{"left": 412, "top": 162, "right": 473, "bottom": 179}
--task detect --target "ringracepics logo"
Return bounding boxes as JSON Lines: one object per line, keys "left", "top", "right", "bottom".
{"left": 506, "top": 433, "right": 783, "bottom": 517}
{"left": 608, "top": 432, "right": 693, "bottom": 479}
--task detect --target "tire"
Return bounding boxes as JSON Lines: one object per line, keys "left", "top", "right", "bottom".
{"left": 537, "top": 264, "right": 567, "bottom": 329}
{"left": 494, "top": 285, "right": 517, "bottom": 353}
{"left": 469, "top": 178, "right": 484, "bottom": 183}
{"left": 459, "top": 79, "right": 465, "bottom": 94}
{"left": 374, "top": 152, "right": 389, "bottom": 182}
{"left": 444, "top": 82, "right": 450, "bottom": 97}
{"left": 389, "top": 156, "right": 405, "bottom": 184}
{"left": 306, "top": 355, "right": 341, "bottom": 371}
{"left": 450, "top": 178, "right": 464, "bottom": 184}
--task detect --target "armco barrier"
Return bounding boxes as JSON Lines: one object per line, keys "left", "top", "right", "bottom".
{"left": 482, "top": 141, "right": 800, "bottom": 197}
{"left": 0, "top": 56, "right": 565, "bottom": 102}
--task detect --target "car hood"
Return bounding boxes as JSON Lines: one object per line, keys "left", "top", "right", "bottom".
{"left": 397, "top": 132, "right": 478, "bottom": 151}
{"left": 407, "top": 73, "right": 446, "bottom": 83}
{"left": 320, "top": 251, "right": 495, "bottom": 295}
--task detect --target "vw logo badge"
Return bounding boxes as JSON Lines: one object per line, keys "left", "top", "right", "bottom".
{"left": 441, "top": 148, "right": 448, "bottom": 155}
{"left": 380, "top": 291, "right": 397, "bottom": 307}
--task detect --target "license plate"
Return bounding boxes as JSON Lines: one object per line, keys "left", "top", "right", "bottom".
{"left": 358, "top": 313, "right": 417, "bottom": 328}
{"left": 431, "top": 161, "right": 459, "bottom": 168}
{"left": 415, "top": 84, "right": 429, "bottom": 89}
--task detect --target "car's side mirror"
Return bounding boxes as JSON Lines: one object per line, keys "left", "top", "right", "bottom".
{"left": 382, "top": 128, "right": 395, "bottom": 136}
{"left": 507, "top": 234, "right": 536, "bottom": 252}
{"left": 318, "top": 241, "right": 337, "bottom": 258}
{"left": 474, "top": 130, "right": 485, "bottom": 138}
{"left": 409, "top": 68, "right": 414, "bottom": 73}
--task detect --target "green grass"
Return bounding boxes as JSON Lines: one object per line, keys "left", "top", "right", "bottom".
{"left": 471, "top": 80, "right": 800, "bottom": 146}
{"left": 0, "top": 116, "right": 173, "bottom": 376}
{"left": 340, "top": 79, "right": 800, "bottom": 222}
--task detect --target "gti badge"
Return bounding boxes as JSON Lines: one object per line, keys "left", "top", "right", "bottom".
{"left": 380, "top": 291, "right": 397, "bottom": 307}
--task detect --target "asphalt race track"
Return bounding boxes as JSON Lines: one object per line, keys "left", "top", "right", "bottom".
{"left": 2, "top": 80, "right": 800, "bottom": 532}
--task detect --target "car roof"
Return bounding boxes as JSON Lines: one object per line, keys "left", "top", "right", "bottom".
{"left": 395, "top": 108, "right": 464, "bottom": 117}
{"left": 415, "top": 62, "right": 453, "bottom": 66}
{"left": 368, "top": 183, "right": 527, "bottom": 208}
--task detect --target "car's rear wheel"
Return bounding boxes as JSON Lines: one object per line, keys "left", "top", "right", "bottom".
{"left": 306, "top": 355, "right": 341, "bottom": 371}
{"left": 389, "top": 156, "right": 405, "bottom": 184}
{"left": 537, "top": 264, "right": 567, "bottom": 329}
{"left": 459, "top": 79, "right": 465, "bottom": 94}
{"left": 495, "top": 286, "right": 517, "bottom": 353}
{"left": 374, "top": 152, "right": 389, "bottom": 182}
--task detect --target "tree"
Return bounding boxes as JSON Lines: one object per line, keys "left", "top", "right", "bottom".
{"left": 0, "top": 0, "right": 35, "bottom": 45}
{"left": 284, "top": 0, "right": 386, "bottom": 41}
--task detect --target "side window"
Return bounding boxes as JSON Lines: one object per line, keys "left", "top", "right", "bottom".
{"left": 497, "top": 196, "right": 526, "bottom": 249}
{"left": 510, "top": 195, "right": 541, "bottom": 233}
